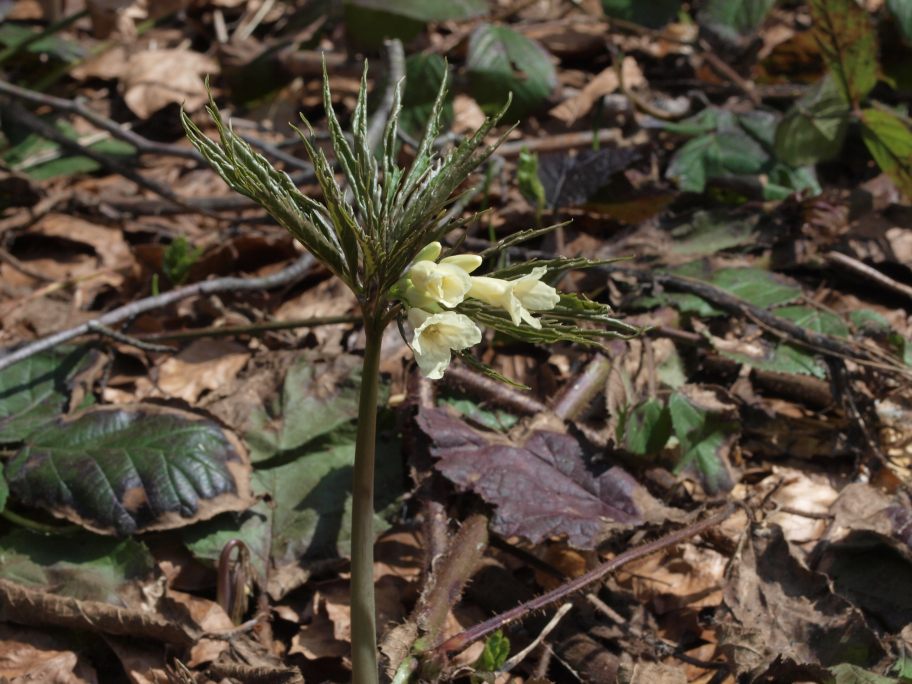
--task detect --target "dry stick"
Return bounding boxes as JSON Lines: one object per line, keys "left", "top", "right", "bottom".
{"left": 367, "top": 39, "right": 405, "bottom": 152}
{"left": 137, "top": 314, "right": 359, "bottom": 342}
{"left": 443, "top": 362, "right": 548, "bottom": 416}
{"left": 0, "top": 79, "right": 315, "bottom": 174}
{"left": 0, "top": 99, "right": 198, "bottom": 213}
{"left": 616, "top": 266, "right": 909, "bottom": 376}
{"left": 0, "top": 253, "right": 315, "bottom": 372}
{"left": 552, "top": 354, "right": 612, "bottom": 421}
{"left": 0, "top": 577, "right": 197, "bottom": 644}
{"left": 433, "top": 503, "right": 736, "bottom": 656}
{"left": 825, "top": 251, "right": 912, "bottom": 303}
{"left": 501, "top": 602, "right": 573, "bottom": 673}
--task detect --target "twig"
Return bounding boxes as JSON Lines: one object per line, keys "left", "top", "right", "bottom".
{"left": 552, "top": 354, "right": 611, "bottom": 421}
{"left": 0, "top": 98, "right": 199, "bottom": 213}
{"left": 0, "top": 246, "right": 56, "bottom": 282}
{"left": 0, "top": 254, "right": 315, "bottom": 372}
{"left": 825, "top": 251, "right": 912, "bottom": 303}
{"left": 433, "top": 504, "right": 736, "bottom": 655}
{"left": 368, "top": 39, "right": 406, "bottom": 152}
{"left": 137, "top": 314, "right": 359, "bottom": 342}
{"left": 443, "top": 362, "right": 548, "bottom": 416}
{"left": 497, "top": 129, "right": 624, "bottom": 157}
{"left": 86, "top": 321, "right": 173, "bottom": 353}
{"left": 501, "top": 603, "right": 573, "bottom": 673}
{"left": 0, "top": 79, "right": 315, "bottom": 174}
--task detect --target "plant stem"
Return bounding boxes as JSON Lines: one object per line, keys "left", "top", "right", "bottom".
{"left": 351, "top": 313, "right": 385, "bottom": 684}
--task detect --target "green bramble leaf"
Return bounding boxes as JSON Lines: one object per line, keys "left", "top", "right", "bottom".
{"left": 860, "top": 108, "right": 912, "bottom": 199}
{"left": 472, "top": 630, "right": 510, "bottom": 681}
{"left": 809, "top": 0, "right": 878, "bottom": 105}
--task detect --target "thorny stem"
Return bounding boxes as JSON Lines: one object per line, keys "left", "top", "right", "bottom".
{"left": 433, "top": 503, "right": 737, "bottom": 656}
{"left": 351, "top": 311, "right": 386, "bottom": 684}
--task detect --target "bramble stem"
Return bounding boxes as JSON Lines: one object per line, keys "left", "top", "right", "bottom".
{"left": 351, "top": 312, "right": 385, "bottom": 684}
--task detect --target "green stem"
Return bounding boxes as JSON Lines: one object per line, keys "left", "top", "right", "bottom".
{"left": 351, "top": 312, "right": 385, "bottom": 684}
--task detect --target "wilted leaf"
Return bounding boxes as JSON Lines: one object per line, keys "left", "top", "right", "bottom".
{"left": 775, "top": 75, "right": 851, "bottom": 167}
{"left": 718, "top": 526, "right": 884, "bottom": 674}
{"left": 4, "top": 405, "right": 252, "bottom": 535}
{"left": 467, "top": 23, "right": 557, "bottom": 117}
{"left": 417, "top": 407, "right": 672, "bottom": 549}
{"left": 400, "top": 53, "right": 452, "bottom": 137}
{"left": 0, "top": 529, "right": 156, "bottom": 604}
{"left": 668, "top": 389, "right": 737, "bottom": 493}
{"left": 0, "top": 346, "right": 98, "bottom": 443}
{"left": 700, "top": 0, "right": 775, "bottom": 42}
{"left": 809, "top": 0, "right": 878, "bottom": 105}
{"left": 121, "top": 48, "right": 219, "bottom": 119}
{"left": 538, "top": 147, "right": 641, "bottom": 208}
{"left": 600, "top": 0, "right": 680, "bottom": 29}
{"left": 860, "top": 108, "right": 912, "bottom": 199}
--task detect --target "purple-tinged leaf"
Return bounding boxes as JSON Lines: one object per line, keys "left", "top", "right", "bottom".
{"left": 417, "top": 408, "right": 671, "bottom": 548}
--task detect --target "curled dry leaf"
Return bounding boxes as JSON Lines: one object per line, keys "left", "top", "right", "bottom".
{"left": 417, "top": 407, "right": 676, "bottom": 548}
{"left": 550, "top": 57, "right": 644, "bottom": 125}
{"left": 121, "top": 49, "right": 220, "bottom": 119}
{"left": 157, "top": 338, "right": 251, "bottom": 403}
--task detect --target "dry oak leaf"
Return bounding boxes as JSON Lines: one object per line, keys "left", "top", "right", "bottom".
{"left": 157, "top": 338, "right": 251, "bottom": 403}
{"left": 550, "top": 57, "right": 644, "bottom": 125}
{"left": 417, "top": 407, "right": 675, "bottom": 549}
{"left": 121, "top": 48, "right": 219, "bottom": 119}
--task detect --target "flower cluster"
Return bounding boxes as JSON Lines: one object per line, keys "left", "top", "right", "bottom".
{"left": 398, "top": 242, "right": 560, "bottom": 379}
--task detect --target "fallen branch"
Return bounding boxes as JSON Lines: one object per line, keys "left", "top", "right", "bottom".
{"left": 0, "top": 253, "right": 315, "bottom": 372}
{"left": 433, "top": 504, "right": 736, "bottom": 655}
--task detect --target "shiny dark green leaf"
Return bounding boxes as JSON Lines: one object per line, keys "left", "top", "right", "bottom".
{"left": 5, "top": 405, "right": 252, "bottom": 536}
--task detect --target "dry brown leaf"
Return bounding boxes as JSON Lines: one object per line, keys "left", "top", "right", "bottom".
{"left": 157, "top": 338, "right": 251, "bottom": 403}
{"left": 550, "top": 57, "right": 644, "bottom": 125}
{"left": 104, "top": 637, "right": 169, "bottom": 684}
{"left": 453, "top": 94, "right": 486, "bottom": 135}
{"left": 760, "top": 466, "right": 838, "bottom": 546}
{"left": 121, "top": 48, "right": 220, "bottom": 119}
{"left": 33, "top": 213, "right": 132, "bottom": 269}
{"left": 0, "top": 624, "right": 98, "bottom": 684}
{"left": 166, "top": 590, "right": 233, "bottom": 666}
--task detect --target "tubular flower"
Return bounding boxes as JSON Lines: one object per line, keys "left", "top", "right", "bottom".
{"left": 403, "top": 252, "right": 483, "bottom": 309}
{"left": 468, "top": 266, "right": 560, "bottom": 329}
{"left": 408, "top": 308, "right": 482, "bottom": 379}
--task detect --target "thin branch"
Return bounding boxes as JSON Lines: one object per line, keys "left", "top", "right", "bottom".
{"left": 137, "top": 314, "right": 359, "bottom": 342}
{"left": 825, "top": 250, "right": 912, "bottom": 303}
{"left": 433, "top": 504, "right": 736, "bottom": 655}
{"left": 0, "top": 78, "right": 315, "bottom": 174}
{"left": 0, "top": 254, "right": 315, "bottom": 372}
{"left": 0, "top": 98, "right": 198, "bottom": 212}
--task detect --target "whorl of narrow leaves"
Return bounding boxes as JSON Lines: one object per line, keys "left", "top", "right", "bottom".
{"left": 181, "top": 64, "right": 512, "bottom": 299}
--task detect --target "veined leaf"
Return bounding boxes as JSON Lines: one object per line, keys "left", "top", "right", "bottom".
{"left": 774, "top": 306, "right": 849, "bottom": 338}
{"left": 668, "top": 389, "right": 737, "bottom": 494}
{"left": 467, "top": 23, "right": 557, "bottom": 117}
{"left": 809, "top": 0, "right": 878, "bottom": 105}
{"left": 5, "top": 405, "right": 252, "bottom": 536}
{"left": 0, "top": 346, "right": 98, "bottom": 443}
{"left": 400, "top": 54, "right": 452, "bottom": 137}
{"left": 775, "top": 75, "right": 851, "bottom": 167}
{"left": 887, "top": 0, "right": 912, "bottom": 44}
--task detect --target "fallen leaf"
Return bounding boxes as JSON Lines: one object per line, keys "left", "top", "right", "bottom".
{"left": 0, "top": 624, "right": 98, "bottom": 683}
{"left": 717, "top": 525, "right": 884, "bottom": 674}
{"left": 5, "top": 404, "right": 252, "bottom": 535}
{"left": 550, "top": 57, "right": 644, "bottom": 125}
{"left": 157, "top": 339, "right": 251, "bottom": 403}
{"left": 417, "top": 407, "right": 675, "bottom": 548}
{"left": 121, "top": 48, "right": 220, "bottom": 119}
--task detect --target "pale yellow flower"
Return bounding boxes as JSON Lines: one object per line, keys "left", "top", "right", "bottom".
{"left": 408, "top": 308, "right": 482, "bottom": 379}
{"left": 468, "top": 266, "right": 560, "bottom": 329}
{"left": 404, "top": 253, "right": 483, "bottom": 309}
